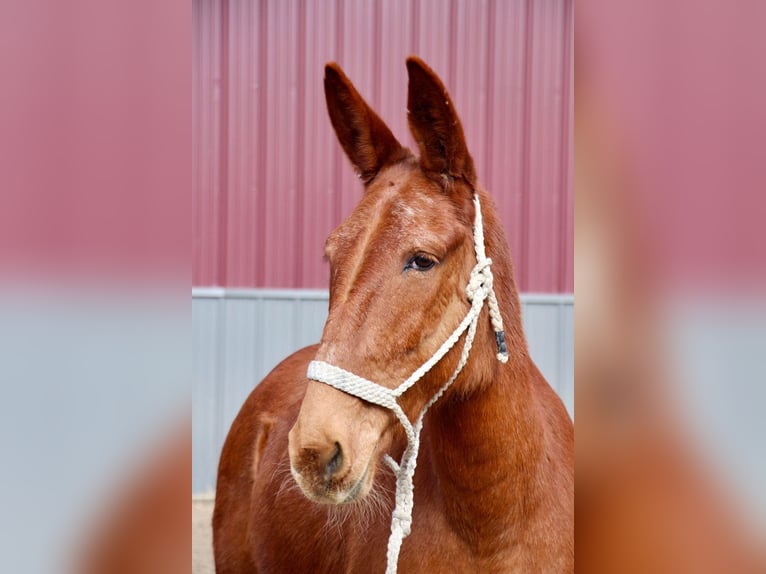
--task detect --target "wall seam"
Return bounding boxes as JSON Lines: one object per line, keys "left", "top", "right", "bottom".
{"left": 520, "top": 0, "right": 534, "bottom": 292}
{"left": 484, "top": 0, "right": 496, "bottom": 188}
{"left": 256, "top": 0, "right": 269, "bottom": 286}
{"left": 217, "top": 0, "right": 230, "bottom": 287}
{"left": 557, "top": 0, "right": 573, "bottom": 293}
{"left": 295, "top": 0, "right": 307, "bottom": 287}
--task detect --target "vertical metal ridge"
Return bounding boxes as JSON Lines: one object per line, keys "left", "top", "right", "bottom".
{"left": 245, "top": 0, "right": 255, "bottom": 286}
{"left": 448, "top": 0, "right": 457, "bottom": 89}
{"left": 294, "top": 0, "right": 307, "bottom": 287}
{"left": 483, "top": 0, "right": 496, "bottom": 190}
{"left": 192, "top": 0, "right": 201, "bottom": 285}
{"left": 255, "top": 0, "right": 268, "bottom": 287}
{"left": 372, "top": 0, "right": 382, "bottom": 109}
{"left": 410, "top": 0, "right": 420, "bottom": 55}
{"left": 333, "top": 0, "right": 344, "bottom": 229}
{"left": 217, "top": 0, "right": 229, "bottom": 287}
{"left": 558, "top": 0, "right": 573, "bottom": 293}
{"left": 520, "top": 0, "right": 534, "bottom": 293}
{"left": 194, "top": 0, "right": 204, "bottom": 284}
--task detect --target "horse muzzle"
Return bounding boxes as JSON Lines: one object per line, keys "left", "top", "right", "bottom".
{"left": 287, "top": 380, "right": 387, "bottom": 504}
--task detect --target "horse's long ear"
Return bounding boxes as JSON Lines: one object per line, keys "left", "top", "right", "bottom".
{"left": 324, "top": 63, "right": 406, "bottom": 183}
{"left": 406, "top": 57, "right": 476, "bottom": 186}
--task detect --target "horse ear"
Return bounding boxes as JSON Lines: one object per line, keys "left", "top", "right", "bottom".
{"left": 324, "top": 63, "right": 406, "bottom": 183}
{"left": 406, "top": 57, "right": 476, "bottom": 186}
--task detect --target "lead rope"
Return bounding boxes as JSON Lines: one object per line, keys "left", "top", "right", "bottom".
{"left": 306, "top": 193, "right": 507, "bottom": 574}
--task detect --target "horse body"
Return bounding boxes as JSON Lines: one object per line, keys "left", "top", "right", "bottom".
{"left": 214, "top": 58, "right": 573, "bottom": 573}
{"left": 214, "top": 343, "right": 572, "bottom": 573}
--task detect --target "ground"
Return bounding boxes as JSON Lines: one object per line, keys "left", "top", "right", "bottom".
{"left": 192, "top": 498, "right": 215, "bottom": 574}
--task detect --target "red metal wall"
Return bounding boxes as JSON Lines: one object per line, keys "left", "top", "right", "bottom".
{"left": 193, "top": 0, "right": 572, "bottom": 292}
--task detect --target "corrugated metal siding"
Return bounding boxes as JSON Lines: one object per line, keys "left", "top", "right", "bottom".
{"left": 191, "top": 289, "right": 574, "bottom": 493}
{"left": 192, "top": 0, "right": 223, "bottom": 286}
{"left": 192, "top": 0, "right": 573, "bottom": 292}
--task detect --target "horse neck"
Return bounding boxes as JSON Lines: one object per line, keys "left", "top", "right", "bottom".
{"left": 427, "top": 364, "right": 542, "bottom": 537}
{"left": 426, "top": 190, "right": 544, "bottom": 549}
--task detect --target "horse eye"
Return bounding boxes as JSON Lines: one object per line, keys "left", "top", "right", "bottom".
{"left": 405, "top": 254, "right": 436, "bottom": 272}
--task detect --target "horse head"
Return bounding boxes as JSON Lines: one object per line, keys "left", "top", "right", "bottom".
{"left": 288, "top": 58, "right": 508, "bottom": 505}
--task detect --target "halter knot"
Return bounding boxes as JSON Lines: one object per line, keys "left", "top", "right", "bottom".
{"left": 466, "top": 257, "right": 494, "bottom": 301}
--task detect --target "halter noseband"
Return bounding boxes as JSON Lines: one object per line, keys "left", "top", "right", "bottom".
{"left": 306, "top": 193, "right": 507, "bottom": 574}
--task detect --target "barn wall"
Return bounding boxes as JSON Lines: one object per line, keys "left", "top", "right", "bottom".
{"left": 192, "top": 289, "right": 573, "bottom": 494}
{"left": 192, "top": 0, "right": 573, "bottom": 292}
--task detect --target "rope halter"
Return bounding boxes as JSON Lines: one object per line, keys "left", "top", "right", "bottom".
{"left": 306, "top": 193, "right": 507, "bottom": 574}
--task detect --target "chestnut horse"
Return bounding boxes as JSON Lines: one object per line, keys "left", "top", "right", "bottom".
{"left": 213, "top": 57, "right": 573, "bottom": 573}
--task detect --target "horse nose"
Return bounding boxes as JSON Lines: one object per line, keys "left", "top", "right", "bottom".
{"left": 288, "top": 423, "right": 347, "bottom": 482}
{"left": 325, "top": 441, "right": 343, "bottom": 479}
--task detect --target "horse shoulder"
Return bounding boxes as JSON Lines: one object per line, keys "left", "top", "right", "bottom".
{"left": 213, "top": 344, "right": 317, "bottom": 574}
{"left": 527, "top": 363, "right": 575, "bottom": 572}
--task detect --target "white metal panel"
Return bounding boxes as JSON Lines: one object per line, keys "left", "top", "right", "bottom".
{"left": 192, "top": 298, "right": 223, "bottom": 494}
{"left": 191, "top": 289, "right": 573, "bottom": 493}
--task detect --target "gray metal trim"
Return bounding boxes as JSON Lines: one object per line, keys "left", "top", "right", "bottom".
{"left": 192, "top": 287, "right": 573, "bottom": 305}
{"left": 518, "top": 293, "right": 574, "bottom": 305}
{"left": 192, "top": 288, "right": 330, "bottom": 300}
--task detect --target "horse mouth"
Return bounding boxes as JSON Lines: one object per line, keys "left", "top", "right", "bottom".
{"left": 342, "top": 464, "right": 371, "bottom": 503}
{"left": 290, "top": 457, "right": 374, "bottom": 505}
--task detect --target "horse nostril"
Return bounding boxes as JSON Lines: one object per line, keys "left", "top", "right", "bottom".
{"left": 325, "top": 442, "right": 343, "bottom": 479}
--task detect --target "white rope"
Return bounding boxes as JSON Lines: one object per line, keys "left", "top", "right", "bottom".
{"left": 306, "top": 193, "right": 507, "bottom": 574}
